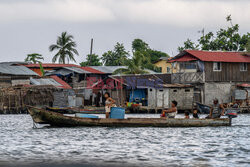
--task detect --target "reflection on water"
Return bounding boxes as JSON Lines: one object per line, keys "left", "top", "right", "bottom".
{"left": 0, "top": 114, "right": 249, "bottom": 167}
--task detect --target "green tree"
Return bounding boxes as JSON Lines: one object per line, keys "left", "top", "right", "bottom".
{"left": 102, "top": 43, "right": 129, "bottom": 66}
{"left": 246, "top": 38, "right": 250, "bottom": 53}
{"left": 178, "top": 39, "right": 199, "bottom": 52}
{"left": 102, "top": 51, "right": 115, "bottom": 66}
{"left": 49, "top": 31, "right": 79, "bottom": 64}
{"left": 131, "top": 39, "right": 169, "bottom": 71}
{"left": 80, "top": 54, "right": 102, "bottom": 66}
{"left": 178, "top": 15, "right": 250, "bottom": 52}
{"left": 25, "top": 53, "right": 44, "bottom": 64}
{"left": 132, "top": 39, "right": 149, "bottom": 52}
{"left": 148, "top": 49, "right": 169, "bottom": 63}
{"left": 113, "top": 52, "right": 148, "bottom": 74}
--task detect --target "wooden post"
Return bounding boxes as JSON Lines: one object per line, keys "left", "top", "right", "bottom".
{"left": 89, "top": 38, "right": 93, "bottom": 66}
{"left": 115, "top": 81, "right": 120, "bottom": 106}
{"left": 90, "top": 38, "right": 93, "bottom": 55}
{"left": 120, "top": 77, "right": 123, "bottom": 107}
{"left": 8, "top": 94, "right": 10, "bottom": 113}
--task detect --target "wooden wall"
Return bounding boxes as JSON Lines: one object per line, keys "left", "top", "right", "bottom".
{"left": 205, "top": 62, "right": 250, "bottom": 82}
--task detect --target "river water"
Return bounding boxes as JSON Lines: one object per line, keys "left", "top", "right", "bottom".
{"left": 0, "top": 114, "right": 249, "bottom": 167}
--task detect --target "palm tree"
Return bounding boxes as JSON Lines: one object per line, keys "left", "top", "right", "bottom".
{"left": 101, "top": 51, "right": 116, "bottom": 66}
{"left": 113, "top": 51, "right": 149, "bottom": 74}
{"left": 49, "top": 32, "right": 79, "bottom": 64}
{"left": 101, "top": 43, "right": 129, "bottom": 66}
{"left": 25, "top": 53, "right": 44, "bottom": 64}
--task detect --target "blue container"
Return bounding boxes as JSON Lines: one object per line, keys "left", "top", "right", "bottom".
{"left": 75, "top": 113, "right": 99, "bottom": 118}
{"left": 110, "top": 107, "right": 125, "bottom": 119}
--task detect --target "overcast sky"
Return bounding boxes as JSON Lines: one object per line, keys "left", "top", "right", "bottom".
{"left": 0, "top": 0, "right": 249, "bottom": 64}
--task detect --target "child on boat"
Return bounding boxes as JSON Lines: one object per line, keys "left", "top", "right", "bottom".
{"left": 184, "top": 111, "right": 190, "bottom": 119}
{"left": 161, "top": 101, "right": 178, "bottom": 118}
{"left": 193, "top": 107, "right": 199, "bottom": 119}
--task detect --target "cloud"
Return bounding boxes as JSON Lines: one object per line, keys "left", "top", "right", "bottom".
{"left": 115, "top": 0, "right": 250, "bottom": 28}
{"left": 0, "top": 0, "right": 115, "bottom": 22}
{"left": 0, "top": 0, "right": 249, "bottom": 28}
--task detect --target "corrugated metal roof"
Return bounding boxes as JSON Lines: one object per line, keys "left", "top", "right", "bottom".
{"left": 171, "top": 50, "right": 250, "bottom": 63}
{"left": 111, "top": 73, "right": 172, "bottom": 88}
{"left": 50, "top": 75, "right": 72, "bottom": 89}
{"left": 81, "top": 67, "right": 104, "bottom": 74}
{"left": 24, "top": 63, "right": 80, "bottom": 68}
{"left": 45, "top": 69, "right": 72, "bottom": 76}
{"left": 90, "top": 66, "right": 157, "bottom": 74}
{"left": 90, "top": 66, "right": 127, "bottom": 73}
{"left": 62, "top": 66, "right": 90, "bottom": 74}
{"left": 30, "top": 78, "right": 62, "bottom": 86}
{"left": 30, "top": 76, "right": 72, "bottom": 89}
{"left": 169, "top": 54, "right": 197, "bottom": 62}
{"left": 0, "top": 63, "right": 38, "bottom": 76}
{"left": 237, "top": 84, "right": 250, "bottom": 88}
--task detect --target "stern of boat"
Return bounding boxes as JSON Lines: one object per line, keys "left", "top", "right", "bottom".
{"left": 27, "top": 106, "right": 48, "bottom": 124}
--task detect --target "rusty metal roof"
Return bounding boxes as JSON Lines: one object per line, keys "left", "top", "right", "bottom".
{"left": 62, "top": 66, "right": 90, "bottom": 74}
{"left": 24, "top": 63, "right": 80, "bottom": 68}
{"left": 81, "top": 67, "right": 104, "bottom": 74}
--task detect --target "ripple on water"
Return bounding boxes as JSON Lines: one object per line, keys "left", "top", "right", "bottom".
{"left": 0, "top": 114, "right": 250, "bottom": 167}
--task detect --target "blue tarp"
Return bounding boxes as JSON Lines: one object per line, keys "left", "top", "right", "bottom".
{"left": 197, "top": 61, "right": 204, "bottom": 72}
{"left": 129, "top": 89, "right": 146, "bottom": 102}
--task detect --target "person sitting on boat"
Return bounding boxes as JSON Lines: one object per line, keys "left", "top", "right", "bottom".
{"left": 193, "top": 107, "right": 199, "bottom": 119}
{"left": 184, "top": 110, "right": 190, "bottom": 119}
{"left": 104, "top": 92, "right": 116, "bottom": 118}
{"left": 161, "top": 101, "right": 178, "bottom": 118}
{"left": 208, "top": 98, "right": 225, "bottom": 119}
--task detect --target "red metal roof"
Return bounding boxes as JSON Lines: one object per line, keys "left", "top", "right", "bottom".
{"left": 237, "top": 84, "right": 250, "bottom": 88}
{"left": 172, "top": 50, "right": 250, "bottom": 62}
{"left": 24, "top": 63, "right": 80, "bottom": 68}
{"left": 171, "top": 54, "right": 198, "bottom": 62}
{"left": 50, "top": 75, "right": 72, "bottom": 89}
{"left": 81, "top": 67, "right": 104, "bottom": 74}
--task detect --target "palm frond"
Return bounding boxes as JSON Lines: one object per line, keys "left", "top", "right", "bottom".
{"left": 113, "top": 68, "right": 129, "bottom": 75}
{"left": 49, "top": 44, "right": 61, "bottom": 52}
{"left": 50, "top": 32, "right": 78, "bottom": 64}
{"left": 52, "top": 53, "right": 60, "bottom": 63}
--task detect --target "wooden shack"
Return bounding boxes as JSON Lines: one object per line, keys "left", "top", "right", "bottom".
{"left": 0, "top": 62, "right": 38, "bottom": 88}
{"left": 0, "top": 85, "right": 56, "bottom": 114}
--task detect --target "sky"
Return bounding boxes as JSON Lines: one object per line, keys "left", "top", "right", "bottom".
{"left": 0, "top": 0, "right": 249, "bottom": 64}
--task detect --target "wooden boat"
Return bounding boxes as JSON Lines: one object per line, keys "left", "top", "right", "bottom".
{"left": 27, "top": 106, "right": 233, "bottom": 127}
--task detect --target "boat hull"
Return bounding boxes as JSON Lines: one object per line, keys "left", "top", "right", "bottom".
{"left": 27, "top": 106, "right": 231, "bottom": 127}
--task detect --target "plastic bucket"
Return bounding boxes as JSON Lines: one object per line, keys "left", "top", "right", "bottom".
{"left": 110, "top": 107, "right": 125, "bottom": 119}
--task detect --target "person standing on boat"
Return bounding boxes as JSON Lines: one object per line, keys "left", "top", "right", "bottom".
{"left": 104, "top": 92, "right": 116, "bottom": 118}
{"left": 208, "top": 98, "right": 225, "bottom": 119}
{"left": 161, "top": 101, "right": 178, "bottom": 118}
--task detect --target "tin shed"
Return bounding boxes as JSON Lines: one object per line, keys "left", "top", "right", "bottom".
{"left": 147, "top": 84, "right": 194, "bottom": 110}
